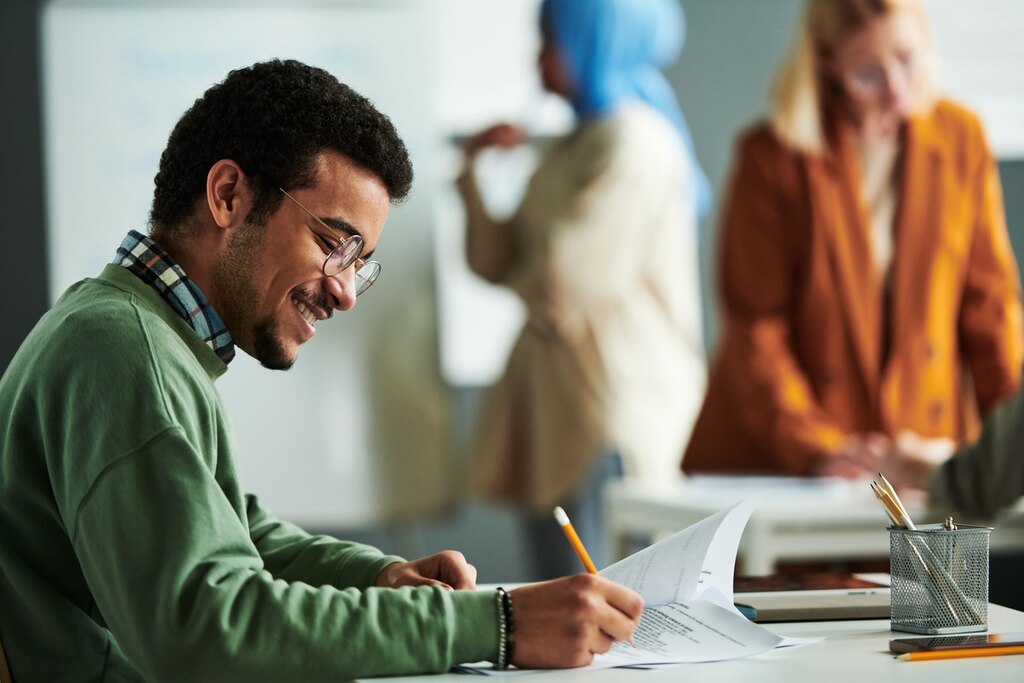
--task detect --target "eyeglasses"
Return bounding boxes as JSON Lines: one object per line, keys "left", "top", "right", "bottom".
{"left": 278, "top": 188, "right": 380, "bottom": 296}
{"left": 841, "top": 53, "right": 914, "bottom": 97}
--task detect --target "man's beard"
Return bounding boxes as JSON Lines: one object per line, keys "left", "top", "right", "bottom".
{"left": 213, "top": 219, "right": 296, "bottom": 371}
{"left": 251, "top": 318, "right": 294, "bottom": 370}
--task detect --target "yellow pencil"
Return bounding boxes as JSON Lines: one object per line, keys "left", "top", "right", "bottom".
{"left": 553, "top": 506, "right": 598, "bottom": 574}
{"left": 896, "top": 645, "right": 1024, "bottom": 661}
{"left": 877, "top": 472, "right": 915, "bottom": 527}
{"left": 869, "top": 482, "right": 904, "bottom": 527}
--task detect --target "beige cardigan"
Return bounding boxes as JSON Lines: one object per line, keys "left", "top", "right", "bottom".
{"left": 457, "top": 103, "right": 706, "bottom": 510}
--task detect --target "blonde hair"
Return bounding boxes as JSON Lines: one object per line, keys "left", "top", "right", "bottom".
{"left": 770, "top": 0, "right": 938, "bottom": 155}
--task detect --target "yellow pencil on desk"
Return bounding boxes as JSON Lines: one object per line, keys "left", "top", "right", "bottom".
{"left": 553, "top": 506, "right": 598, "bottom": 574}
{"left": 896, "top": 645, "right": 1024, "bottom": 661}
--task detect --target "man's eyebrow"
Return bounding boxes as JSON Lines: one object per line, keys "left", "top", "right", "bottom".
{"left": 319, "top": 216, "right": 359, "bottom": 240}
{"left": 318, "top": 216, "right": 375, "bottom": 259}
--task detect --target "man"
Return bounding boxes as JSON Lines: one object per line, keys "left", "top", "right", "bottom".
{"left": 0, "top": 59, "right": 642, "bottom": 681}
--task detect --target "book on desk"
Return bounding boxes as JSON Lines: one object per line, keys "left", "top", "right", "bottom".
{"left": 734, "top": 572, "right": 891, "bottom": 622}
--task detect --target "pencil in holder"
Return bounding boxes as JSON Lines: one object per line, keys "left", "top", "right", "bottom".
{"left": 888, "top": 520, "right": 991, "bottom": 634}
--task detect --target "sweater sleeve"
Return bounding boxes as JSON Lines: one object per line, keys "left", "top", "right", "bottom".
{"left": 930, "top": 388, "right": 1024, "bottom": 520}
{"left": 70, "top": 428, "right": 498, "bottom": 682}
{"left": 245, "top": 494, "right": 403, "bottom": 589}
{"left": 717, "top": 131, "right": 846, "bottom": 472}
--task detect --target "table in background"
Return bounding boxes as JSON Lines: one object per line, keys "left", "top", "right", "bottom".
{"left": 373, "top": 603, "right": 1024, "bottom": 682}
{"left": 604, "top": 476, "right": 1024, "bottom": 574}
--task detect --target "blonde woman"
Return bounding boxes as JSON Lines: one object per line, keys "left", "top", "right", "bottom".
{"left": 684, "top": 0, "right": 1022, "bottom": 478}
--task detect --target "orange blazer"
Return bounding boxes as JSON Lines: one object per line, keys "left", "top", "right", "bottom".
{"left": 683, "top": 100, "right": 1023, "bottom": 475}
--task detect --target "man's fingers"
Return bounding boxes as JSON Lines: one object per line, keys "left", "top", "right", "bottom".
{"left": 431, "top": 550, "right": 477, "bottom": 590}
{"left": 508, "top": 575, "right": 645, "bottom": 669}
{"left": 450, "top": 576, "right": 476, "bottom": 590}
{"left": 604, "top": 583, "right": 645, "bottom": 622}
{"left": 596, "top": 602, "right": 641, "bottom": 643}
{"left": 396, "top": 574, "right": 452, "bottom": 589}
{"left": 591, "top": 629, "right": 618, "bottom": 655}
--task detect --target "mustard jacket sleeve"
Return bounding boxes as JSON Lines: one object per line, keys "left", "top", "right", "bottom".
{"left": 717, "top": 131, "right": 846, "bottom": 472}
{"left": 956, "top": 117, "right": 1023, "bottom": 414}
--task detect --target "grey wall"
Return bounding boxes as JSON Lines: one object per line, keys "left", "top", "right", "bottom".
{"left": 669, "top": 0, "right": 802, "bottom": 346}
{"left": 0, "top": 0, "right": 48, "bottom": 374}
{"left": 1003, "top": 163, "right": 1024, "bottom": 273}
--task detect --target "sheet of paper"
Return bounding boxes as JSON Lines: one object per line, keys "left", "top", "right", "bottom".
{"left": 599, "top": 496, "right": 761, "bottom": 605}
{"left": 592, "top": 597, "right": 783, "bottom": 666}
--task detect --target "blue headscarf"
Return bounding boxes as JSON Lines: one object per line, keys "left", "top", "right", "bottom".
{"left": 541, "top": 0, "right": 712, "bottom": 220}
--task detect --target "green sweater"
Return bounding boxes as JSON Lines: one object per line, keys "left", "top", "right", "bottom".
{"left": 0, "top": 265, "right": 497, "bottom": 681}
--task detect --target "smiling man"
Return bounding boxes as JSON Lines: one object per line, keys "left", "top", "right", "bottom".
{"left": 0, "top": 60, "right": 642, "bottom": 681}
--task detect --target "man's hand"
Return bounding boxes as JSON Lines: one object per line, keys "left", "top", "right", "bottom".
{"left": 375, "top": 551, "right": 477, "bottom": 590}
{"left": 509, "top": 574, "right": 644, "bottom": 669}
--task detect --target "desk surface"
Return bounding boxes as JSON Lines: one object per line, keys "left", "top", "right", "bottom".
{"left": 373, "top": 604, "right": 1024, "bottom": 682}
{"left": 608, "top": 475, "right": 1024, "bottom": 524}
{"left": 604, "top": 477, "right": 1024, "bottom": 573}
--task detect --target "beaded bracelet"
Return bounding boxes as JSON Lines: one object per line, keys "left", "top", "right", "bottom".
{"left": 501, "top": 586, "right": 516, "bottom": 665}
{"left": 495, "top": 587, "right": 516, "bottom": 669}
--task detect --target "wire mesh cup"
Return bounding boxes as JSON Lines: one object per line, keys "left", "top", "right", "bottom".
{"left": 889, "top": 521, "right": 991, "bottom": 634}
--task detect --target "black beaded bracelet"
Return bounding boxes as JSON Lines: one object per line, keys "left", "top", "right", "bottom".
{"left": 495, "top": 587, "right": 515, "bottom": 669}
{"left": 500, "top": 586, "right": 515, "bottom": 664}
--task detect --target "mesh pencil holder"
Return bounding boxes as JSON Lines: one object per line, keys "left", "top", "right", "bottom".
{"left": 889, "top": 522, "right": 991, "bottom": 634}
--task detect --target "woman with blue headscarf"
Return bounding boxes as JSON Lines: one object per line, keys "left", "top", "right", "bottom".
{"left": 457, "top": 0, "right": 709, "bottom": 579}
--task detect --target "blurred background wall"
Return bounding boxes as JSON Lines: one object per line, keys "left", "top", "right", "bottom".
{"left": 2, "top": 0, "right": 1023, "bottom": 583}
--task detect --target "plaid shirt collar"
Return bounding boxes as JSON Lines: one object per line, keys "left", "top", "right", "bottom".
{"left": 113, "top": 230, "right": 235, "bottom": 365}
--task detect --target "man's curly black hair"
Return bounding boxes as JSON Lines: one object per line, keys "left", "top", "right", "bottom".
{"left": 150, "top": 59, "right": 413, "bottom": 232}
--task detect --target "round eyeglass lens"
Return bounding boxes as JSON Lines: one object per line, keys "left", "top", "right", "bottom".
{"left": 355, "top": 261, "right": 381, "bottom": 296}
{"left": 325, "top": 236, "right": 364, "bottom": 276}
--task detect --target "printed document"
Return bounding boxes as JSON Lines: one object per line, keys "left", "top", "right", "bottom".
{"left": 459, "top": 497, "right": 819, "bottom": 674}
{"left": 593, "top": 496, "right": 816, "bottom": 667}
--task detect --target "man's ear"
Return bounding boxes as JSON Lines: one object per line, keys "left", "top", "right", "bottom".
{"left": 206, "top": 159, "right": 253, "bottom": 230}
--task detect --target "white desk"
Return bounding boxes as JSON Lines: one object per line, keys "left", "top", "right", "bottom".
{"left": 373, "top": 603, "right": 1024, "bottom": 682}
{"left": 605, "top": 476, "right": 1024, "bottom": 574}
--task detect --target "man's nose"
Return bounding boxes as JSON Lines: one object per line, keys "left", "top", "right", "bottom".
{"left": 324, "top": 267, "right": 357, "bottom": 312}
